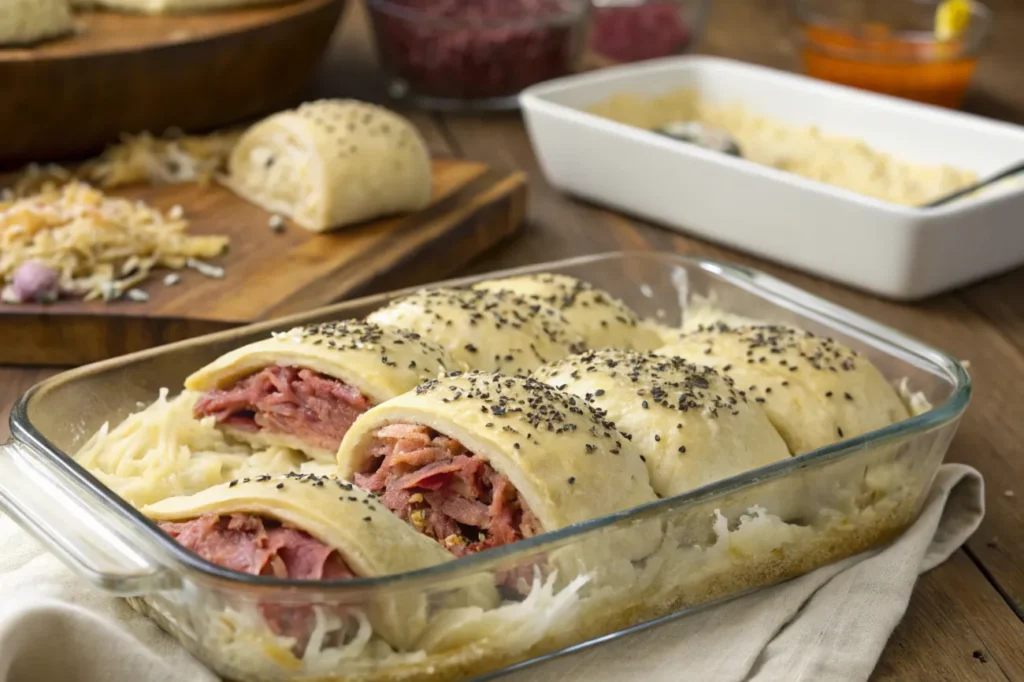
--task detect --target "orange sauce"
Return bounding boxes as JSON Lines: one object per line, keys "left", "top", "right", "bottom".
{"left": 801, "top": 24, "right": 977, "bottom": 108}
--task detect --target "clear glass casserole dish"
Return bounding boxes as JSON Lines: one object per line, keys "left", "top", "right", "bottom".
{"left": 0, "top": 252, "right": 970, "bottom": 681}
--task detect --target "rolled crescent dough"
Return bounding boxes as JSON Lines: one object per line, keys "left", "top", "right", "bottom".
{"left": 143, "top": 473, "right": 461, "bottom": 649}
{"left": 337, "top": 371, "right": 662, "bottom": 569}
{"left": 367, "top": 288, "right": 584, "bottom": 376}
{"left": 535, "top": 350, "right": 791, "bottom": 497}
{"left": 473, "top": 273, "right": 663, "bottom": 352}
{"left": 659, "top": 324, "right": 910, "bottom": 454}
{"left": 186, "top": 321, "right": 457, "bottom": 460}
{"left": 224, "top": 99, "right": 432, "bottom": 231}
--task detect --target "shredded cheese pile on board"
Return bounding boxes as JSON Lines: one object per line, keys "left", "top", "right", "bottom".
{"left": 8, "top": 129, "right": 241, "bottom": 198}
{"left": 0, "top": 181, "right": 228, "bottom": 301}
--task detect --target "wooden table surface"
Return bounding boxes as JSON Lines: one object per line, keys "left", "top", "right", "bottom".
{"left": 3, "top": 1, "right": 1024, "bottom": 680}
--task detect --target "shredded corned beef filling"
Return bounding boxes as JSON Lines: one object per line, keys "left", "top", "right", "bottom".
{"left": 160, "top": 514, "right": 355, "bottom": 646}
{"left": 193, "top": 365, "right": 371, "bottom": 452}
{"left": 355, "top": 424, "right": 540, "bottom": 557}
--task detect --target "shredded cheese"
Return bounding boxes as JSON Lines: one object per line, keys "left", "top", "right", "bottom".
{"left": 0, "top": 182, "right": 228, "bottom": 301}
{"left": 11, "top": 129, "right": 241, "bottom": 197}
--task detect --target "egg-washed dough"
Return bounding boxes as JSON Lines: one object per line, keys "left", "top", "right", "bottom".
{"left": 472, "top": 273, "right": 663, "bottom": 352}
{"left": 535, "top": 350, "right": 791, "bottom": 497}
{"left": 71, "top": 0, "right": 295, "bottom": 14}
{"left": 337, "top": 371, "right": 661, "bottom": 569}
{"left": 0, "top": 0, "right": 73, "bottom": 46}
{"left": 659, "top": 324, "right": 910, "bottom": 454}
{"left": 367, "top": 288, "right": 585, "bottom": 376}
{"left": 224, "top": 99, "right": 432, "bottom": 232}
{"left": 186, "top": 321, "right": 457, "bottom": 461}
{"left": 143, "top": 473, "right": 460, "bottom": 650}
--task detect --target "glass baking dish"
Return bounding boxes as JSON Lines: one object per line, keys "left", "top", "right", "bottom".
{"left": 0, "top": 252, "right": 970, "bottom": 682}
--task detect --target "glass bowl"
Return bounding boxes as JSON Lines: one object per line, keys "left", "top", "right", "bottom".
{"left": 366, "top": 0, "right": 591, "bottom": 112}
{"left": 588, "top": 0, "right": 711, "bottom": 66}
{"left": 791, "top": 0, "right": 992, "bottom": 108}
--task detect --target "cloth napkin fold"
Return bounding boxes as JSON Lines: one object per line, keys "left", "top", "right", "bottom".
{"left": 0, "top": 464, "right": 983, "bottom": 682}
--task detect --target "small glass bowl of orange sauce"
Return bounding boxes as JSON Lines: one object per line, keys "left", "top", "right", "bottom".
{"left": 791, "top": 0, "right": 992, "bottom": 108}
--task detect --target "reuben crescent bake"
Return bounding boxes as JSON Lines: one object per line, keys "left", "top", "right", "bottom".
{"left": 368, "top": 288, "right": 585, "bottom": 376}
{"left": 535, "top": 350, "right": 791, "bottom": 497}
{"left": 660, "top": 324, "right": 910, "bottom": 454}
{"left": 336, "top": 371, "right": 660, "bottom": 563}
{"left": 143, "top": 473, "right": 460, "bottom": 649}
{"left": 472, "top": 274, "right": 663, "bottom": 352}
{"left": 186, "top": 321, "right": 457, "bottom": 462}
{"left": 224, "top": 100, "right": 432, "bottom": 232}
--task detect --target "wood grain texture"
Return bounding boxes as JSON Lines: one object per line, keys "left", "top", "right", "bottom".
{"left": 872, "top": 551, "right": 1024, "bottom": 682}
{"left": 0, "top": 159, "right": 527, "bottom": 366}
{"left": 0, "top": 0, "right": 346, "bottom": 166}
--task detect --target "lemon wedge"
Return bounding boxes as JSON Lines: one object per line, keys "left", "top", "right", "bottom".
{"left": 935, "top": 0, "right": 972, "bottom": 41}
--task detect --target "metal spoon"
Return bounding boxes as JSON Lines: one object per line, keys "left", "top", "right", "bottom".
{"left": 923, "top": 159, "right": 1024, "bottom": 208}
{"left": 654, "top": 121, "right": 743, "bottom": 158}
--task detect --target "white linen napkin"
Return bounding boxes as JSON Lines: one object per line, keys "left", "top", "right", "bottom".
{"left": 0, "top": 464, "right": 983, "bottom": 682}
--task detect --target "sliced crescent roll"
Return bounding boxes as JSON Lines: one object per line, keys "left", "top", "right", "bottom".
{"left": 473, "top": 273, "right": 662, "bottom": 352}
{"left": 659, "top": 324, "right": 910, "bottom": 455}
{"left": 535, "top": 350, "right": 791, "bottom": 497}
{"left": 336, "top": 371, "right": 661, "bottom": 571}
{"left": 186, "top": 321, "right": 457, "bottom": 462}
{"left": 224, "top": 99, "right": 432, "bottom": 231}
{"left": 143, "top": 473, "right": 459, "bottom": 650}
{"left": 367, "top": 288, "right": 585, "bottom": 376}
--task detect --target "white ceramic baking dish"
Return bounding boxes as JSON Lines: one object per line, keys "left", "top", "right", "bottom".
{"left": 520, "top": 55, "right": 1024, "bottom": 300}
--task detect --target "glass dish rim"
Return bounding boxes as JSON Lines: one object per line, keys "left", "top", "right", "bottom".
{"left": 8, "top": 250, "right": 972, "bottom": 593}
{"left": 790, "top": 0, "right": 992, "bottom": 63}
{"left": 365, "top": 0, "right": 590, "bottom": 31}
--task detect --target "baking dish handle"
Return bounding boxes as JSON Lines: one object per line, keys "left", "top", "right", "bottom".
{"left": 0, "top": 441, "right": 179, "bottom": 596}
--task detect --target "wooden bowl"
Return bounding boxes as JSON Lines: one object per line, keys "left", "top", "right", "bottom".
{"left": 0, "top": 0, "right": 347, "bottom": 168}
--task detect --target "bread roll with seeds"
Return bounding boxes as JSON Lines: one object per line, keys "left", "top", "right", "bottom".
{"left": 337, "top": 371, "right": 660, "bottom": 570}
{"left": 143, "top": 473, "right": 466, "bottom": 650}
{"left": 224, "top": 99, "right": 432, "bottom": 232}
{"left": 0, "top": 0, "right": 73, "bottom": 46}
{"left": 472, "top": 273, "right": 662, "bottom": 352}
{"left": 187, "top": 321, "right": 457, "bottom": 462}
{"left": 367, "top": 287, "right": 584, "bottom": 376}
{"left": 659, "top": 324, "right": 910, "bottom": 454}
{"left": 535, "top": 350, "right": 791, "bottom": 497}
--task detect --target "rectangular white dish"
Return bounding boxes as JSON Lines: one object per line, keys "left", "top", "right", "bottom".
{"left": 520, "top": 55, "right": 1024, "bottom": 300}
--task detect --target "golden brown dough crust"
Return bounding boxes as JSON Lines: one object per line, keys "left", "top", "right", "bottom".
{"left": 367, "top": 288, "right": 584, "bottom": 376}
{"left": 473, "top": 274, "right": 662, "bottom": 351}
{"left": 535, "top": 350, "right": 791, "bottom": 497}
{"left": 224, "top": 100, "right": 432, "bottom": 231}
{"left": 659, "top": 324, "right": 910, "bottom": 454}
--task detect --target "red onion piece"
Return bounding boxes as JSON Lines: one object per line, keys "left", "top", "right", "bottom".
{"left": 590, "top": 3, "right": 692, "bottom": 63}
{"left": 12, "top": 261, "right": 60, "bottom": 303}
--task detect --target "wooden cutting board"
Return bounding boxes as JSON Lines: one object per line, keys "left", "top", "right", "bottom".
{"left": 0, "top": 0, "right": 346, "bottom": 167}
{"left": 0, "top": 159, "right": 526, "bottom": 366}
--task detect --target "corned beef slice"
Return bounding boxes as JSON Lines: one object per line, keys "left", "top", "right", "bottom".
{"left": 355, "top": 424, "right": 539, "bottom": 557}
{"left": 160, "top": 514, "right": 355, "bottom": 643}
{"left": 159, "top": 514, "right": 355, "bottom": 581}
{"left": 193, "top": 366, "right": 370, "bottom": 451}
